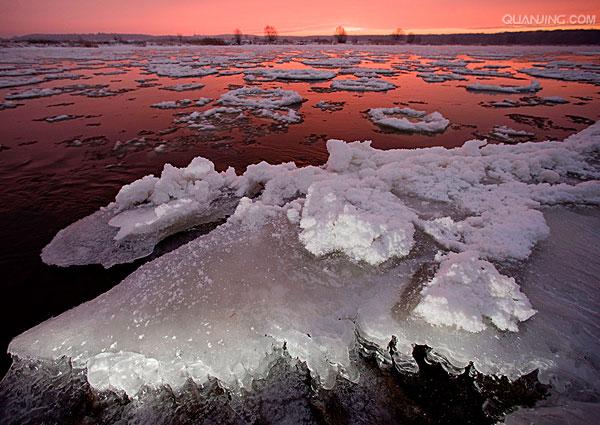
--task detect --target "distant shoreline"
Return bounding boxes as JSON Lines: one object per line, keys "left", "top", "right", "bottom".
{"left": 3, "top": 29, "right": 600, "bottom": 46}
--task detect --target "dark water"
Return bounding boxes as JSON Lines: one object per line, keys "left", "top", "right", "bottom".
{"left": 0, "top": 44, "right": 598, "bottom": 384}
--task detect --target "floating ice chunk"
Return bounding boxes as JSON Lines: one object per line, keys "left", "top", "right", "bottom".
{"left": 244, "top": 68, "right": 336, "bottom": 81}
{"left": 180, "top": 106, "right": 246, "bottom": 131}
{"left": 42, "top": 159, "right": 240, "bottom": 268}
{"left": 150, "top": 99, "right": 194, "bottom": 109}
{"left": 519, "top": 66, "right": 600, "bottom": 84}
{"left": 413, "top": 251, "right": 536, "bottom": 332}
{"left": 331, "top": 77, "right": 396, "bottom": 92}
{"left": 339, "top": 67, "right": 395, "bottom": 78}
{"left": 417, "top": 72, "right": 467, "bottom": 83}
{"left": 218, "top": 87, "right": 303, "bottom": 109}
{"left": 314, "top": 100, "right": 345, "bottom": 112}
{"left": 299, "top": 179, "right": 417, "bottom": 265}
{"left": 301, "top": 57, "right": 361, "bottom": 68}
{"left": 489, "top": 125, "right": 535, "bottom": 143}
{"left": 368, "top": 107, "right": 450, "bottom": 133}
{"left": 161, "top": 82, "right": 204, "bottom": 92}
{"left": 466, "top": 80, "right": 541, "bottom": 93}
{"left": 200, "top": 106, "right": 244, "bottom": 117}
{"left": 252, "top": 108, "right": 302, "bottom": 124}
{"left": 541, "top": 96, "right": 568, "bottom": 104}
{"left": 94, "top": 69, "right": 127, "bottom": 76}
{"left": 483, "top": 96, "right": 569, "bottom": 108}
{"left": 451, "top": 67, "right": 514, "bottom": 78}
{"left": 195, "top": 97, "right": 212, "bottom": 106}
{"left": 5, "top": 87, "right": 63, "bottom": 99}
{"left": 113, "top": 156, "right": 234, "bottom": 211}
{"left": 147, "top": 63, "right": 217, "bottom": 78}
{"left": 0, "top": 101, "right": 20, "bottom": 110}
{"left": 43, "top": 114, "right": 82, "bottom": 123}
{"left": 0, "top": 75, "right": 45, "bottom": 88}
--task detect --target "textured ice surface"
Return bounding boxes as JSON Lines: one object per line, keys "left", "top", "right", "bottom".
{"left": 413, "top": 251, "right": 536, "bottom": 332}
{"left": 519, "top": 63, "right": 600, "bottom": 84}
{"left": 331, "top": 77, "right": 396, "bottom": 92}
{"left": 147, "top": 62, "right": 217, "bottom": 78}
{"left": 27, "top": 123, "right": 600, "bottom": 406}
{"left": 218, "top": 86, "right": 303, "bottom": 109}
{"left": 42, "top": 157, "right": 241, "bottom": 268}
{"left": 367, "top": 107, "right": 450, "bottom": 133}
{"left": 298, "top": 179, "right": 417, "bottom": 265}
{"left": 150, "top": 99, "right": 195, "bottom": 109}
{"left": 5, "top": 87, "right": 63, "bottom": 99}
{"left": 244, "top": 68, "right": 336, "bottom": 81}
{"left": 466, "top": 80, "right": 541, "bottom": 93}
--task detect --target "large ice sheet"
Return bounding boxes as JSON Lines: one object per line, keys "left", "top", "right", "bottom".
{"left": 20, "top": 123, "right": 600, "bottom": 406}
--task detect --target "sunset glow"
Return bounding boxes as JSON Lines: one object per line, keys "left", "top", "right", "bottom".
{"left": 1, "top": 0, "right": 599, "bottom": 37}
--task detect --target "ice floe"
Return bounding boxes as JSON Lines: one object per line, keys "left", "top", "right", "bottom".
{"left": 467, "top": 80, "right": 542, "bottom": 94}
{"left": 331, "top": 77, "right": 396, "bottom": 92}
{"left": 218, "top": 86, "right": 303, "bottom": 109}
{"left": 301, "top": 57, "right": 362, "bottom": 68}
{"left": 367, "top": 107, "right": 450, "bottom": 133}
{"left": 483, "top": 95, "right": 569, "bottom": 108}
{"left": 488, "top": 125, "right": 536, "bottom": 143}
{"left": 0, "top": 75, "right": 45, "bottom": 88}
{"left": 5, "top": 87, "right": 63, "bottom": 99}
{"left": 314, "top": 100, "right": 345, "bottom": 112}
{"left": 146, "top": 62, "right": 218, "bottom": 78}
{"left": 244, "top": 68, "right": 336, "bottom": 81}
{"left": 417, "top": 72, "right": 467, "bottom": 83}
{"left": 161, "top": 82, "right": 204, "bottom": 92}
{"left": 151, "top": 99, "right": 195, "bottom": 109}
{"left": 252, "top": 107, "right": 302, "bottom": 124}
{"left": 519, "top": 64, "right": 600, "bottom": 85}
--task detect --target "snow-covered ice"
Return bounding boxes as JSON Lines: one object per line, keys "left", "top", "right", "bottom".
{"left": 244, "top": 68, "right": 336, "bottom": 81}
{"left": 147, "top": 62, "right": 217, "bottom": 78}
{"left": 413, "top": 251, "right": 536, "bottom": 332}
{"left": 367, "top": 107, "right": 450, "bottom": 133}
{"left": 150, "top": 99, "right": 195, "bottom": 109}
{"left": 467, "top": 80, "right": 542, "bottom": 94}
{"left": 161, "top": 82, "right": 204, "bottom": 92}
{"left": 5, "top": 87, "right": 63, "bottom": 99}
{"left": 331, "top": 77, "right": 396, "bottom": 92}
{"left": 218, "top": 86, "right": 303, "bottom": 109}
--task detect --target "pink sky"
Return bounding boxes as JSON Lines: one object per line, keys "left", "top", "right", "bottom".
{"left": 1, "top": 0, "right": 598, "bottom": 37}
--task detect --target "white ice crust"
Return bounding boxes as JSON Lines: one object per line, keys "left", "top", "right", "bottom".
{"left": 413, "top": 251, "right": 536, "bottom": 332}
{"left": 466, "top": 80, "right": 541, "bottom": 93}
{"left": 367, "top": 107, "right": 450, "bottom": 133}
{"left": 331, "top": 77, "right": 396, "bottom": 91}
{"left": 217, "top": 86, "right": 303, "bottom": 109}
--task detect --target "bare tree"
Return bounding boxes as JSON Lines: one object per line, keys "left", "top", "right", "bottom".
{"left": 264, "top": 25, "right": 278, "bottom": 43}
{"left": 391, "top": 27, "right": 405, "bottom": 43}
{"left": 233, "top": 28, "right": 242, "bottom": 45}
{"left": 334, "top": 26, "right": 347, "bottom": 43}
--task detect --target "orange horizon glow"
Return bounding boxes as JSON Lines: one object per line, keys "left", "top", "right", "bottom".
{"left": 0, "top": 0, "right": 598, "bottom": 38}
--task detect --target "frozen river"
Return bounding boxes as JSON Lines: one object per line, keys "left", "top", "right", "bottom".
{"left": 0, "top": 44, "right": 599, "bottom": 424}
